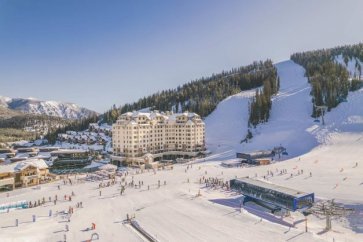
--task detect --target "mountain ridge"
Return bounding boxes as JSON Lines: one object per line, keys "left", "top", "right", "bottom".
{"left": 0, "top": 95, "right": 97, "bottom": 120}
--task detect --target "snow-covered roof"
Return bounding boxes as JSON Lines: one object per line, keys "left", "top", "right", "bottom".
{"left": 186, "top": 120, "right": 194, "bottom": 125}
{"left": 13, "top": 141, "right": 34, "bottom": 147}
{"left": 117, "top": 111, "right": 201, "bottom": 125}
{"left": 14, "top": 159, "right": 48, "bottom": 171}
{"left": 0, "top": 163, "right": 17, "bottom": 173}
{"left": 234, "top": 177, "right": 311, "bottom": 198}
{"left": 99, "top": 164, "right": 117, "bottom": 171}
{"left": 0, "top": 159, "right": 48, "bottom": 173}
{"left": 83, "top": 161, "right": 103, "bottom": 169}
{"left": 50, "top": 149, "right": 87, "bottom": 155}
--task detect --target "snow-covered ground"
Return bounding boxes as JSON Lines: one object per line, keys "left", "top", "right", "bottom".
{"left": 0, "top": 131, "right": 362, "bottom": 242}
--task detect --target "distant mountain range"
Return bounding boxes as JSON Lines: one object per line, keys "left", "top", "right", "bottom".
{"left": 0, "top": 96, "right": 97, "bottom": 120}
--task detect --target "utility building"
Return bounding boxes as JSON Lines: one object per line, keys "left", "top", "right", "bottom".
{"left": 230, "top": 177, "right": 314, "bottom": 212}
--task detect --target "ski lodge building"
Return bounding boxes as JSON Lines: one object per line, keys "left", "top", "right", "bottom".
{"left": 0, "top": 159, "right": 49, "bottom": 192}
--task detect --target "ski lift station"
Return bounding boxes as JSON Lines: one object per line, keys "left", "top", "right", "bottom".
{"left": 230, "top": 177, "right": 314, "bottom": 212}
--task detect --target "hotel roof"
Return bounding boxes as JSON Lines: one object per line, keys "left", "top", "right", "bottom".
{"left": 233, "top": 177, "right": 312, "bottom": 198}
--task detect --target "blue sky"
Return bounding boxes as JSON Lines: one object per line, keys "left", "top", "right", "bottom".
{"left": 1, "top": 0, "right": 363, "bottom": 112}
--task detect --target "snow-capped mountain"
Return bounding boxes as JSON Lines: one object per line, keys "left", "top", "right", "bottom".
{"left": 0, "top": 96, "right": 97, "bottom": 119}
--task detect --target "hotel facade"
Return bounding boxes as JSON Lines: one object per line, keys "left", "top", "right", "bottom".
{"left": 112, "top": 111, "right": 205, "bottom": 164}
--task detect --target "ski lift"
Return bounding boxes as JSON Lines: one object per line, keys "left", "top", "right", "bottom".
{"left": 282, "top": 151, "right": 288, "bottom": 156}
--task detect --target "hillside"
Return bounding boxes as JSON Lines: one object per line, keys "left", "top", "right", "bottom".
{"left": 0, "top": 96, "right": 97, "bottom": 120}
{"left": 0, "top": 106, "right": 20, "bottom": 119}
{"left": 205, "top": 59, "right": 363, "bottom": 159}
{"left": 102, "top": 60, "right": 277, "bottom": 123}
{"left": 0, "top": 113, "right": 73, "bottom": 142}
{"left": 290, "top": 43, "right": 363, "bottom": 117}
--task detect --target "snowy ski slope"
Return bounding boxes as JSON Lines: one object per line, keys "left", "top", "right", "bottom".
{"left": 205, "top": 60, "right": 363, "bottom": 159}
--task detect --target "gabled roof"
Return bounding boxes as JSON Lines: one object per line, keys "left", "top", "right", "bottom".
{"left": 15, "top": 159, "right": 48, "bottom": 171}
{"left": 50, "top": 149, "right": 87, "bottom": 155}
{"left": 116, "top": 111, "right": 202, "bottom": 125}
{"left": 0, "top": 158, "right": 48, "bottom": 173}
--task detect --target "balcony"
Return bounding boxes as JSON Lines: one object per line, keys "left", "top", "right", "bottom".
{"left": 21, "top": 174, "right": 40, "bottom": 181}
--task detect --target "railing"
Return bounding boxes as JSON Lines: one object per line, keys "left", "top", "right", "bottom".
{"left": 129, "top": 219, "right": 159, "bottom": 242}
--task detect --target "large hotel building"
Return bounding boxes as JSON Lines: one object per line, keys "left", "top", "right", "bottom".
{"left": 112, "top": 111, "right": 205, "bottom": 165}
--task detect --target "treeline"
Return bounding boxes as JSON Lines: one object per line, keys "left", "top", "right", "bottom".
{"left": 248, "top": 75, "right": 279, "bottom": 127}
{"left": 291, "top": 43, "right": 363, "bottom": 117}
{"left": 0, "top": 111, "right": 100, "bottom": 144}
{"left": 45, "top": 114, "right": 99, "bottom": 144}
{"left": 291, "top": 43, "right": 363, "bottom": 71}
{"left": 103, "top": 60, "right": 277, "bottom": 123}
{"left": 0, "top": 128, "right": 36, "bottom": 143}
{"left": 0, "top": 114, "right": 70, "bottom": 130}
{"left": 0, "top": 114, "right": 73, "bottom": 142}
